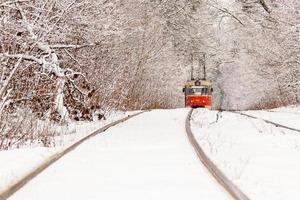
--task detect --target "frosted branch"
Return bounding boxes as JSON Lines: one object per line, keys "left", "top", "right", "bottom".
{"left": 0, "top": 0, "right": 29, "bottom": 6}
{"left": 50, "top": 43, "right": 100, "bottom": 49}
{"left": 259, "top": 0, "right": 271, "bottom": 14}
{"left": 0, "top": 53, "right": 43, "bottom": 64}
{"left": 207, "top": 3, "right": 244, "bottom": 26}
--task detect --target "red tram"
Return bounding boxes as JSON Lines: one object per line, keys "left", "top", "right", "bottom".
{"left": 183, "top": 79, "right": 213, "bottom": 109}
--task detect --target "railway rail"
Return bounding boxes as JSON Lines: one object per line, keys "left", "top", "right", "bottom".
{"left": 265, "top": 109, "right": 300, "bottom": 115}
{"left": 232, "top": 111, "right": 300, "bottom": 133}
{"left": 0, "top": 111, "right": 145, "bottom": 200}
{"left": 186, "top": 109, "right": 250, "bottom": 200}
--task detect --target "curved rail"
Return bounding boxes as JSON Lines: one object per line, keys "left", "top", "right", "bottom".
{"left": 265, "top": 110, "right": 300, "bottom": 116}
{"left": 0, "top": 111, "right": 145, "bottom": 200}
{"left": 232, "top": 112, "right": 300, "bottom": 133}
{"left": 185, "top": 109, "right": 250, "bottom": 200}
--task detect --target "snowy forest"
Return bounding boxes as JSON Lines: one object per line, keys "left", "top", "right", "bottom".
{"left": 0, "top": 0, "right": 299, "bottom": 148}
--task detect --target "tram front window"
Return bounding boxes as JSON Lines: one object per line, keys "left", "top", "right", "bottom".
{"left": 187, "top": 87, "right": 208, "bottom": 95}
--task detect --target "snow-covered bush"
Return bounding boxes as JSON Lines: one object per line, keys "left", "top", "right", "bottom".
{"left": 0, "top": 109, "right": 55, "bottom": 150}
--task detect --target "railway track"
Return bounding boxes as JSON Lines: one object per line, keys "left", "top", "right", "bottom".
{"left": 0, "top": 111, "right": 145, "bottom": 200}
{"left": 186, "top": 109, "right": 250, "bottom": 200}
{"left": 2, "top": 109, "right": 251, "bottom": 200}
{"left": 232, "top": 111, "right": 300, "bottom": 133}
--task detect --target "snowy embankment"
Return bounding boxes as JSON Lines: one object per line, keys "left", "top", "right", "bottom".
{"left": 0, "top": 111, "right": 132, "bottom": 191}
{"left": 191, "top": 107, "right": 300, "bottom": 200}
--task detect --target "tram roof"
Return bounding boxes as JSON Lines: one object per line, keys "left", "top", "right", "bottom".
{"left": 185, "top": 79, "right": 211, "bottom": 87}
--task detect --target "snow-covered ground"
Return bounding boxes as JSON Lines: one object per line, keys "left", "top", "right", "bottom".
{"left": 242, "top": 106, "right": 300, "bottom": 130}
{"left": 7, "top": 109, "right": 231, "bottom": 200}
{"left": 53, "top": 111, "right": 137, "bottom": 146}
{"left": 191, "top": 107, "right": 300, "bottom": 200}
{"left": 0, "top": 111, "right": 132, "bottom": 193}
{"left": 0, "top": 147, "right": 57, "bottom": 191}
{"left": 2, "top": 106, "right": 300, "bottom": 200}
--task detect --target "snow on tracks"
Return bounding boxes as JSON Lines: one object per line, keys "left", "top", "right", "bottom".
{"left": 5, "top": 109, "right": 231, "bottom": 200}
{"left": 0, "top": 111, "right": 145, "bottom": 200}
{"left": 191, "top": 108, "right": 300, "bottom": 200}
{"left": 232, "top": 112, "right": 300, "bottom": 133}
{"left": 186, "top": 109, "right": 250, "bottom": 200}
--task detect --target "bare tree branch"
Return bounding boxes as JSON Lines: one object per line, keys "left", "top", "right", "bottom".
{"left": 259, "top": 0, "right": 271, "bottom": 14}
